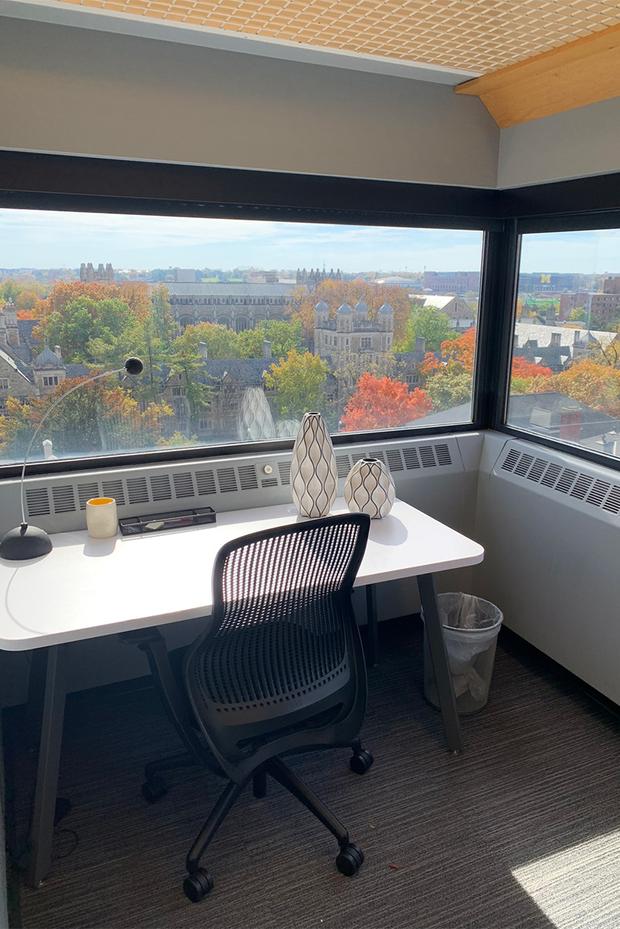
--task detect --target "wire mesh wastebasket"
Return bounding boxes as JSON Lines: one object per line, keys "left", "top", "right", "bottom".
{"left": 423, "top": 593, "right": 503, "bottom": 714}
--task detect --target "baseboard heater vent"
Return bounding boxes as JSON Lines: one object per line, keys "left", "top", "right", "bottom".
{"left": 9, "top": 434, "right": 467, "bottom": 532}
{"left": 496, "top": 442, "right": 620, "bottom": 520}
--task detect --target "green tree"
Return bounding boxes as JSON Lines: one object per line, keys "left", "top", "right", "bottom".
{"left": 0, "top": 279, "right": 20, "bottom": 303}
{"left": 43, "top": 296, "right": 134, "bottom": 363}
{"left": 568, "top": 306, "right": 586, "bottom": 322}
{"left": 238, "top": 319, "right": 303, "bottom": 360}
{"left": 264, "top": 349, "right": 328, "bottom": 419}
{"left": 394, "top": 305, "right": 455, "bottom": 353}
{"left": 425, "top": 365, "right": 472, "bottom": 411}
{"left": 173, "top": 322, "right": 241, "bottom": 360}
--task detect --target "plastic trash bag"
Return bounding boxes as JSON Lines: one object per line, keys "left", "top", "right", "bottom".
{"left": 423, "top": 593, "right": 503, "bottom": 713}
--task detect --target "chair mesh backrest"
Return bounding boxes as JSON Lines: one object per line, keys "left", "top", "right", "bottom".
{"left": 202, "top": 514, "right": 369, "bottom": 709}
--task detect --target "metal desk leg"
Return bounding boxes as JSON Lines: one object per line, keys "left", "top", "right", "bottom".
{"left": 365, "top": 585, "right": 378, "bottom": 668}
{"left": 417, "top": 573, "right": 463, "bottom": 754}
{"left": 27, "top": 645, "right": 67, "bottom": 888}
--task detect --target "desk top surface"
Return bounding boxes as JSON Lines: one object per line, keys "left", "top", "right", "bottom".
{"left": 0, "top": 498, "right": 483, "bottom": 651}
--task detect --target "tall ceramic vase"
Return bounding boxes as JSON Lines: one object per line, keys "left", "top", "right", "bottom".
{"left": 344, "top": 456, "right": 395, "bottom": 519}
{"left": 290, "top": 412, "right": 338, "bottom": 518}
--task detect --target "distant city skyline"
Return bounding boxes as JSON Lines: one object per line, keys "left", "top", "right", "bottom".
{"left": 1, "top": 209, "right": 619, "bottom": 276}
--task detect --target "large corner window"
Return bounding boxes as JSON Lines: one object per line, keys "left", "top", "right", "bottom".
{"left": 0, "top": 208, "right": 483, "bottom": 466}
{"left": 507, "top": 228, "right": 620, "bottom": 460}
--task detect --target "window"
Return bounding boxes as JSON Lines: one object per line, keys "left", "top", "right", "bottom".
{"left": 0, "top": 378, "right": 9, "bottom": 391}
{"left": 0, "top": 208, "right": 483, "bottom": 465}
{"left": 507, "top": 228, "right": 620, "bottom": 460}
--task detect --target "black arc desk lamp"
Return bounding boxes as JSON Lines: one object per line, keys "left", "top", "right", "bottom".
{"left": 0, "top": 357, "right": 144, "bottom": 561}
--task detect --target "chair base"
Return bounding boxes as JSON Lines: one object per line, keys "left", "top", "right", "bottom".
{"left": 177, "top": 745, "right": 372, "bottom": 903}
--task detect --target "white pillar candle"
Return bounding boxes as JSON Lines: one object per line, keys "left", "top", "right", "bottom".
{"left": 86, "top": 497, "right": 118, "bottom": 539}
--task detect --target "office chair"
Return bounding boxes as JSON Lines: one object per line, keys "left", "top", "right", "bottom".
{"left": 128, "top": 513, "right": 374, "bottom": 902}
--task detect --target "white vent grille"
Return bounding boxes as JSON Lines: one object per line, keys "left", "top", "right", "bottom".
{"left": 52, "top": 485, "right": 75, "bottom": 514}
{"left": 25, "top": 487, "right": 50, "bottom": 517}
{"left": 278, "top": 461, "right": 290, "bottom": 485}
{"left": 102, "top": 479, "right": 125, "bottom": 505}
{"left": 196, "top": 470, "right": 216, "bottom": 495}
{"left": 238, "top": 465, "right": 258, "bottom": 491}
{"left": 127, "top": 477, "right": 149, "bottom": 505}
{"left": 78, "top": 482, "right": 99, "bottom": 510}
{"left": 496, "top": 445, "right": 620, "bottom": 518}
{"left": 217, "top": 467, "right": 238, "bottom": 494}
{"left": 173, "top": 472, "right": 195, "bottom": 498}
{"left": 150, "top": 475, "right": 172, "bottom": 502}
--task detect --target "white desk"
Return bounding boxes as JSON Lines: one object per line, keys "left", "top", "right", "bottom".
{"left": 0, "top": 498, "right": 482, "bottom": 650}
{"left": 0, "top": 498, "right": 483, "bottom": 887}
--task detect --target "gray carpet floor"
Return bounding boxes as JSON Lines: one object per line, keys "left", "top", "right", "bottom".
{"left": 6, "top": 619, "right": 620, "bottom": 929}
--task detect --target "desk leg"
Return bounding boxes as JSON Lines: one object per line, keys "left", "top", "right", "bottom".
{"left": 27, "top": 645, "right": 66, "bottom": 888}
{"left": 417, "top": 574, "right": 462, "bottom": 755}
{"left": 365, "top": 585, "right": 378, "bottom": 668}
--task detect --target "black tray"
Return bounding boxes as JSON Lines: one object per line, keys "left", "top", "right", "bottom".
{"left": 119, "top": 507, "right": 216, "bottom": 535}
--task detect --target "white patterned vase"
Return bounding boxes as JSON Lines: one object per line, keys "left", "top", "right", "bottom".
{"left": 344, "top": 457, "right": 395, "bottom": 519}
{"left": 290, "top": 412, "right": 338, "bottom": 518}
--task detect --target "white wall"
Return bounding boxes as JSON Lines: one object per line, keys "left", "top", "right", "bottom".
{"left": 0, "top": 16, "right": 499, "bottom": 188}
{"left": 498, "top": 97, "right": 620, "bottom": 188}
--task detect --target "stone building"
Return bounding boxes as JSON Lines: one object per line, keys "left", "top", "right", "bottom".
{"left": 165, "top": 282, "right": 297, "bottom": 332}
{"left": 296, "top": 267, "right": 343, "bottom": 288}
{"left": 0, "top": 348, "right": 37, "bottom": 411}
{"left": 80, "top": 262, "right": 114, "bottom": 283}
{"left": 314, "top": 300, "right": 394, "bottom": 367}
{"left": 0, "top": 301, "right": 20, "bottom": 351}
{"left": 32, "top": 346, "right": 67, "bottom": 394}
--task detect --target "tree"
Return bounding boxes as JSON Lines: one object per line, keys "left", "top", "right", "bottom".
{"left": 43, "top": 295, "right": 135, "bottom": 363}
{"left": 441, "top": 327, "right": 476, "bottom": 372}
{"left": 172, "top": 322, "right": 240, "bottom": 360}
{"left": 264, "top": 350, "right": 328, "bottom": 419}
{"left": 547, "top": 360, "right": 620, "bottom": 418}
{"left": 394, "top": 305, "right": 455, "bottom": 353}
{"left": 290, "top": 278, "right": 413, "bottom": 342}
{"left": 237, "top": 319, "right": 303, "bottom": 360}
{"left": 568, "top": 306, "right": 586, "bottom": 322}
{"left": 425, "top": 366, "right": 473, "bottom": 411}
{"left": 340, "top": 373, "right": 431, "bottom": 431}
{"left": 0, "top": 378, "right": 173, "bottom": 461}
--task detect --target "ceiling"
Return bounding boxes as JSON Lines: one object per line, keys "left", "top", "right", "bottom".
{"left": 43, "top": 0, "right": 620, "bottom": 73}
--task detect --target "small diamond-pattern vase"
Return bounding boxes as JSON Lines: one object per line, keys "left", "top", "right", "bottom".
{"left": 344, "top": 457, "right": 395, "bottom": 519}
{"left": 290, "top": 412, "right": 338, "bottom": 518}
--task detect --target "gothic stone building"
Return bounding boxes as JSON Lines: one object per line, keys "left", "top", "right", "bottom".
{"left": 314, "top": 300, "right": 394, "bottom": 367}
{"left": 165, "top": 283, "right": 297, "bottom": 332}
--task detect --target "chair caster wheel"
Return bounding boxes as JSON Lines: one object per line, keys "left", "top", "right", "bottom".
{"left": 350, "top": 748, "right": 374, "bottom": 774}
{"left": 336, "top": 843, "right": 364, "bottom": 876}
{"left": 141, "top": 775, "right": 168, "bottom": 804}
{"left": 183, "top": 868, "right": 214, "bottom": 903}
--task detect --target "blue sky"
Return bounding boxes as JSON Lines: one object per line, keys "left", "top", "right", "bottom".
{"left": 0, "top": 209, "right": 618, "bottom": 274}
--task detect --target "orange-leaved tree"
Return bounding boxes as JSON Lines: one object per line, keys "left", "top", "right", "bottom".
{"left": 546, "top": 359, "right": 620, "bottom": 418}
{"left": 0, "top": 377, "right": 173, "bottom": 460}
{"left": 441, "top": 327, "right": 476, "bottom": 372}
{"left": 340, "top": 373, "right": 432, "bottom": 432}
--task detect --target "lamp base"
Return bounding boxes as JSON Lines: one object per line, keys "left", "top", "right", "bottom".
{"left": 0, "top": 523, "right": 53, "bottom": 560}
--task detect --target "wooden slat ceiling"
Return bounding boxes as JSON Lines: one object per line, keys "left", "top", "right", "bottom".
{"left": 51, "top": 0, "right": 620, "bottom": 73}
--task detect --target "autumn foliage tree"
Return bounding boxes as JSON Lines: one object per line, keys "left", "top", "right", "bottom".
{"left": 0, "top": 377, "right": 173, "bottom": 460}
{"left": 340, "top": 373, "right": 432, "bottom": 432}
{"left": 547, "top": 360, "right": 620, "bottom": 417}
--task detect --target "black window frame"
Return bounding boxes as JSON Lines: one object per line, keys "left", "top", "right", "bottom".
{"left": 1, "top": 150, "right": 619, "bottom": 477}
{"left": 489, "top": 208, "right": 620, "bottom": 473}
